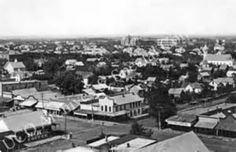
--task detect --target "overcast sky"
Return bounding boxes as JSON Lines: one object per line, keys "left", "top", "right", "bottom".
{"left": 0, "top": 0, "right": 235, "bottom": 37}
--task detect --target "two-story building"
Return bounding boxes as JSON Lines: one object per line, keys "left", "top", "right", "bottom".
{"left": 99, "top": 93, "right": 145, "bottom": 118}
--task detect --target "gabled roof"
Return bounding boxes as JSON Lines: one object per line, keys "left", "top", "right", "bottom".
{"left": 108, "top": 93, "right": 143, "bottom": 105}
{"left": 205, "top": 54, "right": 232, "bottom": 62}
{"left": 136, "top": 132, "right": 210, "bottom": 152}
{"left": 147, "top": 77, "right": 156, "bottom": 82}
{"left": 76, "top": 71, "right": 93, "bottom": 78}
{"left": 35, "top": 101, "right": 65, "bottom": 111}
{"left": 168, "top": 88, "right": 184, "bottom": 95}
{"left": 5, "top": 61, "right": 25, "bottom": 69}
{"left": 212, "top": 77, "right": 234, "bottom": 85}
{"left": 187, "top": 82, "right": 203, "bottom": 89}
{"left": 0, "top": 111, "right": 52, "bottom": 133}
{"left": 215, "top": 114, "right": 236, "bottom": 132}
{"left": 166, "top": 114, "right": 197, "bottom": 124}
{"left": 12, "top": 88, "right": 38, "bottom": 97}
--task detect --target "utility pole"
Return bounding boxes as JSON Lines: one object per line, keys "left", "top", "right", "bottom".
{"left": 41, "top": 92, "right": 44, "bottom": 109}
{"left": 64, "top": 113, "right": 67, "bottom": 132}
{"left": 91, "top": 102, "right": 94, "bottom": 121}
{"left": 158, "top": 110, "right": 161, "bottom": 130}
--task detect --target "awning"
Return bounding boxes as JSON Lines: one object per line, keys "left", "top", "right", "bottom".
{"left": 74, "top": 111, "right": 88, "bottom": 117}
{"left": 74, "top": 110, "right": 128, "bottom": 117}
{"left": 94, "top": 110, "right": 128, "bottom": 117}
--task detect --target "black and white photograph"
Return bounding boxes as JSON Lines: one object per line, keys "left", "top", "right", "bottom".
{"left": 0, "top": 0, "right": 236, "bottom": 151}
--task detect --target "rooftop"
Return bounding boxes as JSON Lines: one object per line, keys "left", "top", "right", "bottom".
{"left": 108, "top": 93, "right": 143, "bottom": 105}
{"left": 136, "top": 132, "right": 210, "bottom": 152}
{"left": 110, "top": 137, "right": 156, "bottom": 152}
{"left": 205, "top": 54, "right": 233, "bottom": 62}
{"left": 0, "top": 110, "right": 52, "bottom": 133}
{"left": 88, "top": 136, "right": 120, "bottom": 148}
{"left": 5, "top": 61, "right": 25, "bottom": 69}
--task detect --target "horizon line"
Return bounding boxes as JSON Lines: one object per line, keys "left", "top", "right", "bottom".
{"left": 1, "top": 33, "right": 236, "bottom": 40}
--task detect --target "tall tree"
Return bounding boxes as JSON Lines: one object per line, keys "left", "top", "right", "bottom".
{"left": 56, "top": 70, "right": 84, "bottom": 95}
{"left": 147, "top": 83, "right": 177, "bottom": 129}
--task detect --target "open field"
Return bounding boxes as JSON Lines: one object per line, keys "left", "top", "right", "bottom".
{"left": 21, "top": 116, "right": 236, "bottom": 152}
{"left": 22, "top": 117, "right": 131, "bottom": 152}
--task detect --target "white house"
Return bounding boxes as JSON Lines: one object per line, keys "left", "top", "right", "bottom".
{"left": 99, "top": 93, "right": 144, "bottom": 118}
{"left": 184, "top": 83, "right": 203, "bottom": 94}
{"left": 209, "top": 77, "right": 235, "bottom": 90}
{"left": 227, "top": 70, "right": 236, "bottom": 77}
{"left": 203, "top": 53, "right": 234, "bottom": 66}
{"left": 4, "top": 59, "right": 26, "bottom": 74}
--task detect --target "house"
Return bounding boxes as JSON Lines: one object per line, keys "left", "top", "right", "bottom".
{"left": 35, "top": 101, "right": 68, "bottom": 115}
{"left": 158, "top": 57, "right": 169, "bottom": 64}
{"left": 0, "top": 111, "right": 55, "bottom": 151}
{"left": 165, "top": 114, "right": 197, "bottom": 131}
{"left": 226, "top": 69, "right": 236, "bottom": 77}
{"left": 92, "top": 84, "right": 109, "bottom": 92}
{"left": 76, "top": 71, "right": 94, "bottom": 86}
{"left": 86, "top": 58, "right": 99, "bottom": 62}
{"left": 160, "top": 64, "right": 174, "bottom": 71}
{"left": 209, "top": 77, "right": 235, "bottom": 90}
{"left": 65, "top": 59, "right": 84, "bottom": 67}
{"left": 157, "top": 37, "right": 179, "bottom": 50}
{"left": 0, "top": 51, "right": 9, "bottom": 60}
{"left": 0, "top": 80, "right": 47, "bottom": 97}
{"left": 136, "top": 132, "right": 210, "bottom": 152}
{"left": 180, "top": 63, "right": 188, "bottom": 69}
{"left": 135, "top": 58, "right": 148, "bottom": 67}
{"left": 133, "top": 47, "right": 148, "bottom": 57}
{"left": 219, "top": 64, "right": 228, "bottom": 71}
{"left": 199, "top": 72, "right": 210, "bottom": 78}
{"left": 194, "top": 115, "right": 219, "bottom": 135}
{"left": 126, "top": 84, "right": 144, "bottom": 97}
{"left": 4, "top": 59, "right": 26, "bottom": 74}
{"left": 146, "top": 77, "right": 156, "bottom": 86}
{"left": 175, "top": 47, "right": 185, "bottom": 53}
{"left": 215, "top": 114, "right": 236, "bottom": 137}
{"left": 184, "top": 82, "right": 203, "bottom": 93}
{"left": 168, "top": 88, "right": 185, "bottom": 98}
{"left": 98, "top": 93, "right": 145, "bottom": 119}
{"left": 203, "top": 53, "right": 234, "bottom": 66}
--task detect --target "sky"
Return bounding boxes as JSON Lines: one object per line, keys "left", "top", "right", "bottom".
{"left": 0, "top": 0, "right": 235, "bottom": 37}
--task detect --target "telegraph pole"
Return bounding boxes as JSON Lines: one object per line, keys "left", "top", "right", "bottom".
{"left": 158, "top": 110, "right": 161, "bottom": 130}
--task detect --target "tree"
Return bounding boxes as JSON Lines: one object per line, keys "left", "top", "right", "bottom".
{"left": 130, "top": 121, "right": 152, "bottom": 137}
{"left": 43, "top": 57, "right": 64, "bottom": 78}
{"left": 226, "top": 95, "right": 236, "bottom": 103}
{"left": 147, "top": 83, "right": 177, "bottom": 129}
{"left": 56, "top": 70, "right": 84, "bottom": 95}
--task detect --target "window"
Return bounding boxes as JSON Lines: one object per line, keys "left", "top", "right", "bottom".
{"left": 105, "top": 105, "right": 107, "bottom": 112}
{"left": 109, "top": 106, "right": 111, "bottom": 112}
{"left": 138, "top": 109, "right": 140, "bottom": 114}
{"left": 101, "top": 106, "right": 103, "bottom": 111}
